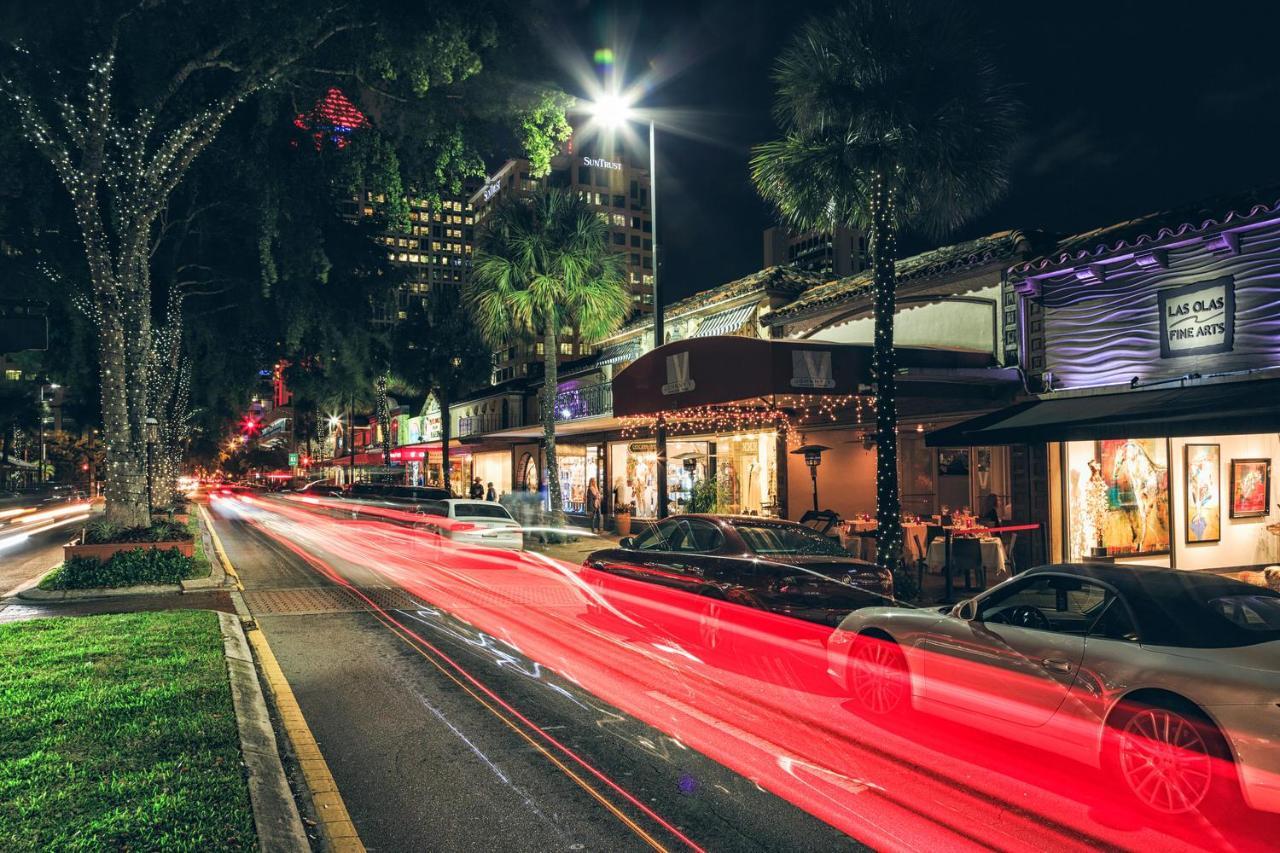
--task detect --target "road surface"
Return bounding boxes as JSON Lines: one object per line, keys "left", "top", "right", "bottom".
{"left": 206, "top": 492, "right": 1280, "bottom": 852}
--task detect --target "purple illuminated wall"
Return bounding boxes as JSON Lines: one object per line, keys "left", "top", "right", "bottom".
{"left": 1018, "top": 218, "right": 1280, "bottom": 389}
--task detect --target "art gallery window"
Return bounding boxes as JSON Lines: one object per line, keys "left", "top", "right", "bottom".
{"left": 1056, "top": 433, "right": 1279, "bottom": 571}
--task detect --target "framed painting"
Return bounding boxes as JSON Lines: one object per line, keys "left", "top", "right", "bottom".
{"left": 1098, "top": 438, "right": 1170, "bottom": 556}
{"left": 1184, "top": 444, "right": 1220, "bottom": 543}
{"left": 1230, "top": 459, "right": 1271, "bottom": 519}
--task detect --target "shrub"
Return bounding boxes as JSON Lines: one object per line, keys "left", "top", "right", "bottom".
{"left": 83, "top": 520, "right": 191, "bottom": 544}
{"left": 50, "top": 549, "right": 197, "bottom": 589}
{"left": 892, "top": 566, "right": 921, "bottom": 602}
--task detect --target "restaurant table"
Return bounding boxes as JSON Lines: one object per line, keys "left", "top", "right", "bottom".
{"left": 837, "top": 521, "right": 927, "bottom": 564}
{"left": 926, "top": 537, "right": 1008, "bottom": 582}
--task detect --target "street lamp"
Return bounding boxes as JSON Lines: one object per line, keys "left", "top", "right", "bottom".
{"left": 145, "top": 416, "right": 159, "bottom": 512}
{"left": 587, "top": 88, "right": 668, "bottom": 516}
{"left": 791, "top": 444, "right": 831, "bottom": 514}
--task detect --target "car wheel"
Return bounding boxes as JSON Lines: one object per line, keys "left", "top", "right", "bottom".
{"left": 1108, "top": 698, "right": 1237, "bottom": 817}
{"left": 849, "top": 633, "right": 910, "bottom": 715}
{"left": 697, "top": 595, "right": 726, "bottom": 651}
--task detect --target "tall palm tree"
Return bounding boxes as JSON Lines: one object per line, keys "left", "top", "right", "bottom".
{"left": 468, "top": 189, "right": 629, "bottom": 518}
{"left": 751, "top": 0, "right": 1019, "bottom": 574}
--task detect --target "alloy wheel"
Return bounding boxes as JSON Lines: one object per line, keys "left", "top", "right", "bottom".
{"left": 850, "top": 638, "right": 907, "bottom": 714}
{"left": 1118, "top": 707, "right": 1214, "bottom": 814}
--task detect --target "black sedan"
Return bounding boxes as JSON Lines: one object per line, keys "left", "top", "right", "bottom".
{"left": 583, "top": 514, "right": 894, "bottom": 627}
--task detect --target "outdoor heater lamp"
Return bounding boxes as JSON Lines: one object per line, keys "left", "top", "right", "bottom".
{"left": 792, "top": 443, "right": 831, "bottom": 513}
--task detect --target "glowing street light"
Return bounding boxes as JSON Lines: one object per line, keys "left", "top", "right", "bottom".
{"left": 586, "top": 84, "right": 669, "bottom": 518}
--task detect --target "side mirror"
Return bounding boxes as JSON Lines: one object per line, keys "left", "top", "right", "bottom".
{"left": 952, "top": 598, "right": 980, "bottom": 621}
{"left": 619, "top": 536, "right": 635, "bottom": 550}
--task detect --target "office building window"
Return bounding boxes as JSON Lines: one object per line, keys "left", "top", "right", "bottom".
{"left": 630, "top": 253, "right": 641, "bottom": 265}
{"left": 630, "top": 235, "right": 640, "bottom": 248}
{"left": 578, "top": 166, "right": 590, "bottom": 184}
{"left": 642, "top": 219, "right": 652, "bottom": 233}
{"left": 643, "top": 239, "right": 652, "bottom": 251}
{"left": 560, "top": 343, "right": 574, "bottom": 355}
{"left": 613, "top": 194, "right": 625, "bottom": 208}
{"left": 642, "top": 256, "right": 652, "bottom": 269}
{"left": 630, "top": 180, "right": 639, "bottom": 199}
{"left": 612, "top": 232, "right": 625, "bottom": 245}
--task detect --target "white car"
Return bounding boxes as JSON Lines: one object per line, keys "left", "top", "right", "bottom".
{"left": 828, "top": 562, "right": 1280, "bottom": 818}
{"left": 414, "top": 499, "right": 524, "bottom": 551}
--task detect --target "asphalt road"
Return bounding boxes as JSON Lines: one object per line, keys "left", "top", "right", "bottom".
{"left": 0, "top": 501, "right": 95, "bottom": 596}
{"left": 207, "top": 493, "right": 1280, "bottom": 852}
{"left": 211, "top": 495, "right": 860, "bottom": 852}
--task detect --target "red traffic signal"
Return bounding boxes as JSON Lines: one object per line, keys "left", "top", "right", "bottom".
{"left": 81, "top": 463, "right": 90, "bottom": 471}
{"left": 240, "top": 415, "right": 260, "bottom": 435}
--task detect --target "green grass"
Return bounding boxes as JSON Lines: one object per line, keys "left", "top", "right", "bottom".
{"left": 188, "top": 512, "right": 212, "bottom": 579}
{"left": 0, "top": 611, "right": 256, "bottom": 851}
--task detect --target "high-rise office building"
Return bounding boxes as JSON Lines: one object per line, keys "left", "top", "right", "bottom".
{"left": 763, "top": 225, "right": 866, "bottom": 278}
{"left": 472, "top": 140, "right": 653, "bottom": 383}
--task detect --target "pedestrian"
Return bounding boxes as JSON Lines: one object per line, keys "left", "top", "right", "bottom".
{"left": 470, "top": 477, "right": 484, "bottom": 499}
{"left": 486, "top": 481, "right": 496, "bottom": 502}
{"left": 586, "top": 477, "right": 602, "bottom": 534}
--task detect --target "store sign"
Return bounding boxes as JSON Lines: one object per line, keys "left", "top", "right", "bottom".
{"left": 390, "top": 447, "right": 427, "bottom": 462}
{"left": 790, "top": 350, "right": 835, "bottom": 389}
{"left": 1158, "top": 277, "right": 1235, "bottom": 358}
{"left": 582, "top": 156, "right": 622, "bottom": 171}
{"left": 629, "top": 442, "right": 657, "bottom": 453}
{"left": 288, "top": 452, "right": 299, "bottom": 466}
{"left": 661, "top": 351, "right": 696, "bottom": 395}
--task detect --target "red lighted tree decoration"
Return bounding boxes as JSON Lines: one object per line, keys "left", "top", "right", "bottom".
{"left": 293, "top": 87, "right": 370, "bottom": 149}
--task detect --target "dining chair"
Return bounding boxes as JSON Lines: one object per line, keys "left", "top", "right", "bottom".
{"left": 912, "top": 532, "right": 927, "bottom": 590}
{"left": 952, "top": 538, "right": 985, "bottom": 590}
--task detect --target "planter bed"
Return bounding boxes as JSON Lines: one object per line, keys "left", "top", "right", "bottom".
{"left": 64, "top": 538, "right": 194, "bottom": 563}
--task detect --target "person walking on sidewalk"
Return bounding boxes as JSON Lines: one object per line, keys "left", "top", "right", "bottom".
{"left": 470, "top": 478, "right": 484, "bottom": 500}
{"left": 486, "top": 482, "right": 497, "bottom": 502}
{"left": 586, "top": 477, "right": 603, "bottom": 534}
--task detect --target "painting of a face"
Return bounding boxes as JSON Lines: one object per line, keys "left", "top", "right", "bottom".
{"left": 1230, "top": 459, "right": 1271, "bottom": 519}
{"left": 1184, "top": 444, "right": 1219, "bottom": 543}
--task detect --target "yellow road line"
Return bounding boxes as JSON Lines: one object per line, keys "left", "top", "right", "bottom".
{"left": 208, "top": 505, "right": 364, "bottom": 853}
{"left": 246, "top": 627, "right": 366, "bottom": 852}
{"left": 198, "top": 503, "right": 242, "bottom": 590}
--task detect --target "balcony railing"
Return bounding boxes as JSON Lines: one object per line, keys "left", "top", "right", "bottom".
{"left": 458, "top": 412, "right": 506, "bottom": 438}
{"left": 553, "top": 383, "right": 612, "bottom": 422}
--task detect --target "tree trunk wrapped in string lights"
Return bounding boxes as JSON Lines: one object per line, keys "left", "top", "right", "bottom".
{"left": 751, "top": 0, "right": 1019, "bottom": 577}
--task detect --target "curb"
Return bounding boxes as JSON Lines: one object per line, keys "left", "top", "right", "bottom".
{"left": 210, "top": 508, "right": 363, "bottom": 852}
{"left": 17, "top": 582, "right": 182, "bottom": 602}
{"left": 218, "top": 611, "right": 310, "bottom": 852}
{"left": 201, "top": 503, "right": 243, "bottom": 590}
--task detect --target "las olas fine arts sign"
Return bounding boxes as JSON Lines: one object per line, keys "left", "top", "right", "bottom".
{"left": 1158, "top": 276, "right": 1235, "bottom": 359}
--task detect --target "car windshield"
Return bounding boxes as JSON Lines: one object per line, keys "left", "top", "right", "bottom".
{"left": 734, "top": 523, "right": 849, "bottom": 557}
{"left": 452, "top": 503, "right": 512, "bottom": 520}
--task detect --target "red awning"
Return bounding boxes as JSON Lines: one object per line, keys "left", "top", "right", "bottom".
{"left": 611, "top": 336, "right": 996, "bottom": 417}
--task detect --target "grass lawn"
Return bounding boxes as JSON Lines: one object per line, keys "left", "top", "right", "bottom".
{"left": 0, "top": 611, "right": 256, "bottom": 851}
{"left": 188, "top": 511, "right": 212, "bottom": 579}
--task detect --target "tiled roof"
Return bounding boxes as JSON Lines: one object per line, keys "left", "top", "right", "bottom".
{"left": 763, "top": 230, "right": 1038, "bottom": 325}
{"left": 610, "top": 265, "right": 823, "bottom": 338}
{"left": 1013, "top": 185, "right": 1280, "bottom": 275}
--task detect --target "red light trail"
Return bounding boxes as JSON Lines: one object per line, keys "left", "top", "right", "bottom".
{"left": 211, "top": 494, "right": 1276, "bottom": 852}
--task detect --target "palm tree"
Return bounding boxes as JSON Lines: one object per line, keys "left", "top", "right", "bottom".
{"left": 751, "top": 0, "right": 1019, "bottom": 575}
{"left": 468, "top": 189, "right": 629, "bottom": 518}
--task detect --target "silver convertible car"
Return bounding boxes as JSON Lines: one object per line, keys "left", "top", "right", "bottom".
{"left": 827, "top": 562, "right": 1280, "bottom": 817}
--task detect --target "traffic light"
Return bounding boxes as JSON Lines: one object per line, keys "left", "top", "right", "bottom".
{"left": 240, "top": 415, "right": 260, "bottom": 435}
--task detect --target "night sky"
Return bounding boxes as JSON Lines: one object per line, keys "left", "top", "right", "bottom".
{"left": 552, "top": 0, "right": 1280, "bottom": 303}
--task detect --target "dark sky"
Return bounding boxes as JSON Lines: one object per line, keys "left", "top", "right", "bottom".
{"left": 553, "top": 0, "right": 1280, "bottom": 303}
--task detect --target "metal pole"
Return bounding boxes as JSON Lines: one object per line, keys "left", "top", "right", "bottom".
{"left": 650, "top": 120, "right": 668, "bottom": 520}
{"left": 811, "top": 466, "right": 819, "bottom": 513}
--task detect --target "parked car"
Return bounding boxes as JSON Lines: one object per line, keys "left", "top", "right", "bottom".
{"left": 411, "top": 498, "right": 524, "bottom": 550}
{"left": 345, "top": 483, "right": 452, "bottom": 505}
{"left": 583, "top": 514, "right": 893, "bottom": 627}
{"left": 828, "top": 562, "right": 1280, "bottom": 817}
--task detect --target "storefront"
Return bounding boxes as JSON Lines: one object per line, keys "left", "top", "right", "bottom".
{"left": 609, "top": 431, "right": 780, "bottom": 519}
{"left": 936, "top": 195, "right": 1280, "bottom": 572}
{"left": 472, "top": 450, "right": 512, "bottom": 500}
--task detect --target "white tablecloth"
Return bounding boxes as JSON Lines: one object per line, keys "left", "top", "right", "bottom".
{"left": 838, "top": 522, "right": 927, "bottom": 564}
{"left": 925, "top": 537, "right": 1008, "bottom": 581}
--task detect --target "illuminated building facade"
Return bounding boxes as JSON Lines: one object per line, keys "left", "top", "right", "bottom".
{"left": 763, "top": 225, "right": 867, "bottom": 278}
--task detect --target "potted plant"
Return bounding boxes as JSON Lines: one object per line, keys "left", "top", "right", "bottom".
{"left": 614, "top": 500, "right": 634, "bottom": 536}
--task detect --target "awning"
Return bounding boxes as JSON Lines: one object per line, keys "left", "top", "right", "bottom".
{"left": 926, "top": 378, "right": 1280, "bottom": 446}
{"left": 595, "top": 341, "right": 640, "bottom": 367}
{"left": 692, "top": 303, "right": 755, "bottom": 338}
{"left": 612, "top": 336, "right": 998, "bottom": 418}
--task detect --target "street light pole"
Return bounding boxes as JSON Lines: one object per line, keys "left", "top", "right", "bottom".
{"left": 649, "top": 120, "right": 669, "bottom": 520}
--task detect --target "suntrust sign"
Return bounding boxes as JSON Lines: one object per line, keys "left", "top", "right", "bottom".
{"left": 1158, "top": 276, "right": 1235, "bottom": 358}
{"left": 582, "top": 156, "right": 623, "bottom": 171}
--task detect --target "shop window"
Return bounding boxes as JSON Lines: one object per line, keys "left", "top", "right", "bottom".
{"left": 1063, "top": 438, "right": 1170, "bottom": 561}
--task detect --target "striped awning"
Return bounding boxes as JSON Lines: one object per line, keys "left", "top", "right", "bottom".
{"left": 596, "top": 341, "right": 640, "bottom": 366}
{"left": 692, "top": 303, "right": 755, "bottom": 338}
